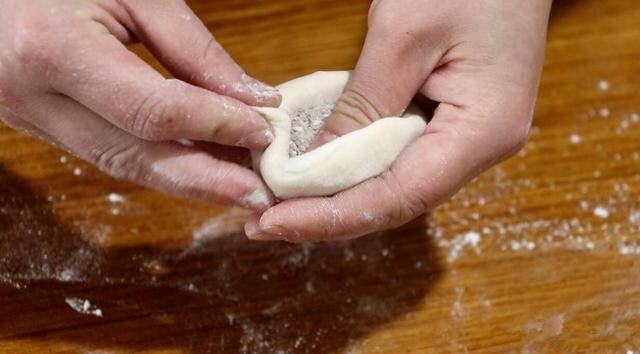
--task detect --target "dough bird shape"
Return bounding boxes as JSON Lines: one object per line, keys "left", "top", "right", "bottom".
{"left": 252, "top": 71, "right": 427, "bottom": 200}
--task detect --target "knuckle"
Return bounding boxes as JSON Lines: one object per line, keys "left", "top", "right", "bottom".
{"left": 497, "top": 111, "right": 533, "bottom": 156}
{"left": 369, "top": 2, "right": 434, "bottom": 41}
{"left": 378, "top": 173, "right": 425, "bottom": 229}
{"left": 92, "top": 143, "right": 146, "bottom": 182}
{"left": 199, "top": 37, "right": 220, "bottom": 67}
{"left": 507, "top": 124, "right": 531, "bottom": 153}
{"left": 370, "top": 6, "right": 404, "bottom": 35}
{"left": 127, "top": 80, "right": 186, "bottom": 140}
{"left": 210, "top": 109, "right": 233, "bottom": 141}
{"left": 333, "top": 88, "right": 382, "bottom": 125}
{"left": 14, "top": 30, "right": 43, "bottom": 65}
{"left": 13, "top": 14, "right": 61, "bottom": 72}
{"left": 469, "top": 102, "right": 533, "bottom": 161}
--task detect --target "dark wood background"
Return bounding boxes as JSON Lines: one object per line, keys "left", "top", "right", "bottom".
{"left": 1, "top": 0, "right": 640, "bottom": 352}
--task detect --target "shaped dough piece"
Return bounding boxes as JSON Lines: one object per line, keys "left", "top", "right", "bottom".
{"left": 252, "top": 71, "right": 427, "bottom": 200}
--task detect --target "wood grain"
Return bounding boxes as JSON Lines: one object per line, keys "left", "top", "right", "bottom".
{"left": 1, "top": 0, "right": 639, "bottom": 352}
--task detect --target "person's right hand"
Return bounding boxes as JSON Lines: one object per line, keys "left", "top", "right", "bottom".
{"left": 0, "top": 0, "right": 280, "bottom": 211}
{"left": 245, "top": 0, "right": 551, "bottom": 241}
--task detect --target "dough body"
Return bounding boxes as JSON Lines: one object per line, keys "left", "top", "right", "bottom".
{"left": 252, "top": 71, "right": 427, "bottom": 199}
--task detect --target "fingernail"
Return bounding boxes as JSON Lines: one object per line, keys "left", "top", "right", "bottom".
{"left": 239, "top": 188, "right": 273, "bottom": 212}
{"left": 243, "top": 213, "right": 287, "bottom": 241}
{"left": 244, "top": 221, "right": 259, "bottom": 239}
{"left": 256, "top": 217, "right": 291, "bottom": 240}
{"left": 264, "top": 129, "right": 274, "bottom": 142}
{"left": 308, "top": 131, "right": 338, "bottom": 151}
{"left": 239, "top": 128, "right": 273, "bottom": 150}
{"left": 315, "top": 131, "right": 338, "bottom": 145}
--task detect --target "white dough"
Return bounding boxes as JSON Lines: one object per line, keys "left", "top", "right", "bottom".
{"left": 252, "top": 71, "right": 427, "bottom": 200}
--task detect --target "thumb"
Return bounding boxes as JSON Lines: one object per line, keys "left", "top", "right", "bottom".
{"left": 117, "top": 0, "right": 280, "bottom": 107}
{"left": 315, "top": 25, "right": 445, "bottom": 144}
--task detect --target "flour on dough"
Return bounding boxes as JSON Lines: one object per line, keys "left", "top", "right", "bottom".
{"left": 252, "top": 71, "right": 427, "bottom": 200}
{"left": 288, "top": 103, "right": 334, "bottom": 157}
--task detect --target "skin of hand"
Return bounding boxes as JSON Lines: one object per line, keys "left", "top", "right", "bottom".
{"left": 0, "top": 0, "right": 281, "bottom": 212}
{"left": 245, "top": 0, "right": 553, "bottom": 242}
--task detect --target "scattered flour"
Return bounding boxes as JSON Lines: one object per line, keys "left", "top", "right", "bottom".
{"left": 451, "top": 287, "right": 466, "bottom": 320}
{"left": 435, "top": 151, "right": 640, "bottom": 259}
{"left": 445, "top": 231, "right": 481, "bottom": 262}
{"left": 106, "top": 193, "right": 125, "bottom": 203}
{"left": 546, "top": 314, "right": 565, "bottom": 336}
{"left": 618, "top": 244, "right": 640, "bottom": 255}
{"left": 510, "top": 240, "right": 536, "bottom": 251}
{"left": 65, "top": 297, "right": 103, "bottom": 317}
{"left": 620, "top": 119, "right": 630, "bottom": 130}
{"left": 524, "top": 319, "right": 545, "bottom": 333}
{"left": 240, "top": 189, "right": 270, "bottom": 209}
{"left": 593, "top": 206, "right": 610, "bottom": 219}
{"left": 579, "top": 200, "right": 589, "bottom": 210}
{"left": 182, "top": 209, "right": 250, "bottom": 256}
{"left": 569, "top": 134, "right": 581, "bottom": 144}
{"left": 597, "top": 80, "right": 610, "bottom": 91}
{"left": 522, "top": 313, "right": 566, "bottom": 353}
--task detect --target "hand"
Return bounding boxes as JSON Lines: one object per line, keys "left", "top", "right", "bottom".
{"left": 0, "top": 0, "right": 281, "bottom": 211}
{"left": 246, "top": 0, "right": 552, "bottom": 241}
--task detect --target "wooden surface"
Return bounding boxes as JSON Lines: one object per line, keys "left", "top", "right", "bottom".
{"left": 1, "top": 0, "right": 640, "bottom": 352}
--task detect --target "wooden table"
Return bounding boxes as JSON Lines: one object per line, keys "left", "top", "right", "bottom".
{"left": 1, "top": 0, "right": 639, "bottom": 352}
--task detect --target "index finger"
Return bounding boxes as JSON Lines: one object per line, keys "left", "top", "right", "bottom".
{"left": 39, "top": 22, "right": 272, "bottom": 150}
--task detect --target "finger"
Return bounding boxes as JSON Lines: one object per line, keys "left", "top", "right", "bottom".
{"left": 25, "top": 93, "right": 273, "bottom": 211}
{"left": 247, "top": 103, "right": 528, "bottom": 241}
{"left": 312, "top": 20, "right": 447, "bottom": 145}
{"left": 0, "top": 106, "right": 62, "bottom": 148}
{"left": 39, "top": 23, "right": 272, "bottom": 150}
{"left": 116, "top": 0, "right": 280, "bottom": 107}
{"left": 188, "top": 141, "right": 253, "bottom": 168}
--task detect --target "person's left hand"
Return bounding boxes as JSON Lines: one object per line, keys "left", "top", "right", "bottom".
{"left": 245, "top": 0, "right": 552, "bottom": 242}
{"left": 0, "top": 0, "right": 281, "bottom": 212}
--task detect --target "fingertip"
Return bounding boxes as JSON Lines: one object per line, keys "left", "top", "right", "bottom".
{"left": 309, "top": 130, "right": 338, "bottom": 150}
{"left": 257, "top": 208, "right": 308, "bottom": 242}
{"left": 245, "top": 230, "right": 276, "bottom": 241}
{"left": 213, "top": 98, "right": 274, "bottom": 150}
{"left": 239, "top": 127, "right": 274, "bottom": 151}
{"left": 244, "top": 213, "right": 263, "bottom": 240}
{"left": 244, "top": 212, "right": 283, "bottom": 241}
{"left": 232, "top": 74, "right": 282, "bottom": 108}
{"left": 238, "top": 187, "right": 274, "bottom": 212}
